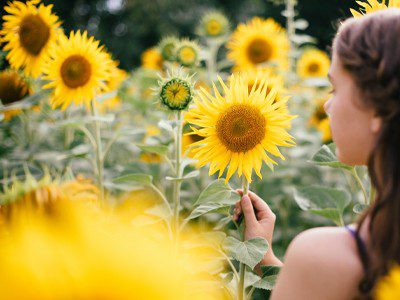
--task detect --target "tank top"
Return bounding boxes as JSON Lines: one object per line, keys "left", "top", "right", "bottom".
{"left": 345, "top": 225, "right": 373, "bottom": 296}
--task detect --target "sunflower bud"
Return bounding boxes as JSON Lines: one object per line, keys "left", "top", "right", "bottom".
{"left": 197, "top": 11, "right": 230, "bottom": 38}
{"left": 175, "top": 39, "right": 201, "bottom": 68}
{"left": 158, "top": 36, "right": 179, "bottom": 62}
{"left": 158, "top": 70, "right": 194, "bottom": 111}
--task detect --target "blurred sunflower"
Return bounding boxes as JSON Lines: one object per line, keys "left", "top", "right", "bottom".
{"left": 185, "top": 74, "right": 295, "bottom": 183}
{"left": 309, "top": 98, "right": 331, "bottom": 143}
{"left": 43, "top": 30, "right": 112, "bottom": 110}
{"left": 297, "top": 49, "right": 330, "bottom": 79}
{"left": 375, "top": 265, "right": 400, "bottom": 299}
{"left": 0, "top": 200, "right": 228, "bottom": 299}
{"left": 0, "top": 173, "right": 98, "bottom": 221}
{"left": 175, "top": 39, "right": 201, "bottom": 68}
{"left": 0, "top": 70, "right": 31, "bottom": 121}
{"left": 351, "top": 0, "right": 400, "bottom": 16}
{"left": 141, "top": 47, "right": 164, "bottom": 71}
{"left": 227, "top": 17, "right": 289, "bottom": 72}
{"left": 197, "top": 11, "right": 230, "bottom": 38}
{"left": 0, "top": 0, "right": 62, "bottom": 78}
{"left": 158, "top": 36, "right": 179, "bottom": 62}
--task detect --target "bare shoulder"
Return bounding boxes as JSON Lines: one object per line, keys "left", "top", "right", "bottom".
{"left": 271, "top": 227, "right": 364, "bottom": 300}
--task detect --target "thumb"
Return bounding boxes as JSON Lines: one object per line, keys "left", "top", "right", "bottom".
{"left": 241, "top": 195, "right": 257, "bottom": 227}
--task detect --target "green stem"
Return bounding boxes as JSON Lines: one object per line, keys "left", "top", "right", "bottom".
{"left": 90, "top": 100, "right": 105, "bottom": 205}
{"left": 206, "top": 41, "right": 220, "bottom": 84}
{"left": 238, "top": 177, "right": 250, "bottom": 300}
{"left": 286, "top": 0, "right": 296, "bottom": 72}
{"left": 173, "top": 111, "right": 183, "bottom": 240}
{"left": 350, "top": 168, "right": 368, "bottom": 205}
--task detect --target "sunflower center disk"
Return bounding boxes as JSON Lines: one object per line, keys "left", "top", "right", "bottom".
{"left": 164, "top": 82, "right": 189, "bottom": 106}
{"left": 0, "top": 73, "right": 29, "bottom": 105}
{"left": 61, "top": 55, "right": 92, "bottom": 88}
{"left": 216, "top": 104, "right": 266, "bottom": 153}
{"left": 179, "top": 47, "right": 196, "bottom": 64}
{"left": 206, "top": 20, "right": 222, "bottom": 35}
{"left": 247, "top": 38, "right": 273, "bottom": 65}
{"left": 19, "top": 14, "right": 50, "bottom": 56}
{"left": 307, "top": 62, "right": 320, "bottom": 74}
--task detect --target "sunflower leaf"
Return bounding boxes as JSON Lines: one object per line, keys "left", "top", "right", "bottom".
{"left": 222, "top": 237, "right": 269, "bottom": 269}
{"left": 309, "top": 143, "right": 353, "bottom": 170}
{"left": 194, "top": 179, "right": 240, "bottom": 206}
{"left": 136, "top": 144, "right": 169, "bottom": 156}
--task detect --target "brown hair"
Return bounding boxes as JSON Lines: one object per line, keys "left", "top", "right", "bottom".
{"left": 333, "top": 9, "right": 400, "bottom": 298}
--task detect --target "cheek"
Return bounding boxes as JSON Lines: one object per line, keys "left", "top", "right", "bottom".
{"left": 329, "top": 95, "right": 373, "bottom": 165}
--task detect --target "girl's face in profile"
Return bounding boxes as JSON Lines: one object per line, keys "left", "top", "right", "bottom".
{"left": 324, "top": 50, "right": 382, "bottom": 166}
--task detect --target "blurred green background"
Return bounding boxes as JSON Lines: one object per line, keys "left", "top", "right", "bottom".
{"left": 1, "top": 0, "right": 355, "bottom": 69}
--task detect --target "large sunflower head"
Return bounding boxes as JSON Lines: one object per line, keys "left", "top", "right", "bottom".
{"left": 0, "top": 0, "right": 62, "bottom": 78}
{"left": 197, "top": 11, "right": 230, "bottom": 38}
{"left": 43, "top": 30, "right": 112, "bottom": 110}
{"left": 375, "top": 265, "right": 400, "bottom": 299}
{"left": 158, "top": 69, "right": 195, "bottom": 111}
{"left": 227, "top": 17, "right": 289, "bottom": 72}
{"left": 141, "top": 47, "right": 164, "bottom": 71}
{"left": 185, "top": 74, "right": 296, "bottom": 183}
{"left": 175, "top": 39, "right": 201, "bottom": 68}
{"left": 297, "top": 48, "right": 330, "bottom": 79}
{"left": 351, "top": 0, "right": 400, "bottom": 16}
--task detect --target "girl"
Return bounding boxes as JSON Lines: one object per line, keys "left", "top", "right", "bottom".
{"left": 233, "top": 9, "right": 400, "bottom": 300}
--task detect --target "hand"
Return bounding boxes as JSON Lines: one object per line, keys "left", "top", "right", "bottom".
{"left": 233, "top": 190, "right": 282, "bottom": 267}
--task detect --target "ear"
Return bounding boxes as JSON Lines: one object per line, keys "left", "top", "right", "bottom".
{"left": 370, "top": 116, "right": 382, "bottom": 133}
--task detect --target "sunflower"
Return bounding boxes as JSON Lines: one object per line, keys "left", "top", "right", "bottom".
{"left": 197, "top": 11, "right": 230, "bottom": 38}
{"left": 158, "top": 70, "right": 194, "bottom": 111}
{"left": 0, "top": 0, "right": 62, "bottom": 78}
{"left": 158, "top": 36, "right": 179, "bottom": 62}
{"left": 351, "top": 0, "right": 400, "bottom": 16}
{"left": 0, "top": 173, "right": 98, "bottom": 221}
{"left": 43, "top": 30, "right": 112, "bottom": 110}
{"left": 175, "top": 39, "right": 201, "bottom": 68}
{"left": 297, "top": 48, "right": 330, "bottom": 79}
{"left": 227, "top": 17, "right": 289, "bottom": 72}
{"left": 309, "top": 98, "right": 332, "bottom": 143}
{"left": 141, "top": 47, "right": 164, "bottom": 71}
{"left": 182, "top": 124, "right": 204, "bottom": 158}
{"left": 0, "top": 69, "right": 31, "bottom": 121}
{"left": 185, "top": 74, "right": 295, "bottom": 183}
{"left": 375, "top": 265, "right": 400, "bottom": 299}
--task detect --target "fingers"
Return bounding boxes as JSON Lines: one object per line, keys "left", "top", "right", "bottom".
{"left": 247, "top": 191, "right": 275, "bottom": 220}
{"left": 240, "top": 194, "right": 257, "bottom": 227}
{"left": 232, "top": 201, "right": 242, "bottom": 221}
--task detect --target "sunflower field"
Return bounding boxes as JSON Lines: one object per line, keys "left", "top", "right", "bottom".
{"left": 0, "top": 0, "right": 398, "bottom": 299}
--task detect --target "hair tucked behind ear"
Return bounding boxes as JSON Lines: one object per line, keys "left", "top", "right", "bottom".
{"left": 333, "top": 9, "right": 400, "bottom": 299}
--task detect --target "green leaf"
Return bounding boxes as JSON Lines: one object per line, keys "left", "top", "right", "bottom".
{"left": 294, "top": 186, "right": 351, "bottom": 226}
{"left": 253, "top": 275, "right": 278, "bottom": 290}
{"left": 165, "top": 170, "right": 199, "bottom": 182}
{"left": 186, "top": 203, "right": 230, "bottom": 220}
{"left": 137, "top": 144, "right": 168, "bottom": 156}
{"left": 194, "top": 179, "right": 240, "bottom": 206}
{"left": 260, "top": 265, "right": 281, "bottom": 277}
{"left": 309, "top": 143, "right": 353, "bottom": 170}
{"left": 222, "top": 237, "right": 269, "bottom": 269}
{"left": 113, "top": 173, "right": 153, "bottom": 186}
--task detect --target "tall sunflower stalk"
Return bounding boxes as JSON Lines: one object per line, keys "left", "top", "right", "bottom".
{"left": 90, "top": 100, "right": 105, "bottom": 205}
{"left": 173, "top": 111, "right": 184, "bottom": 239}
